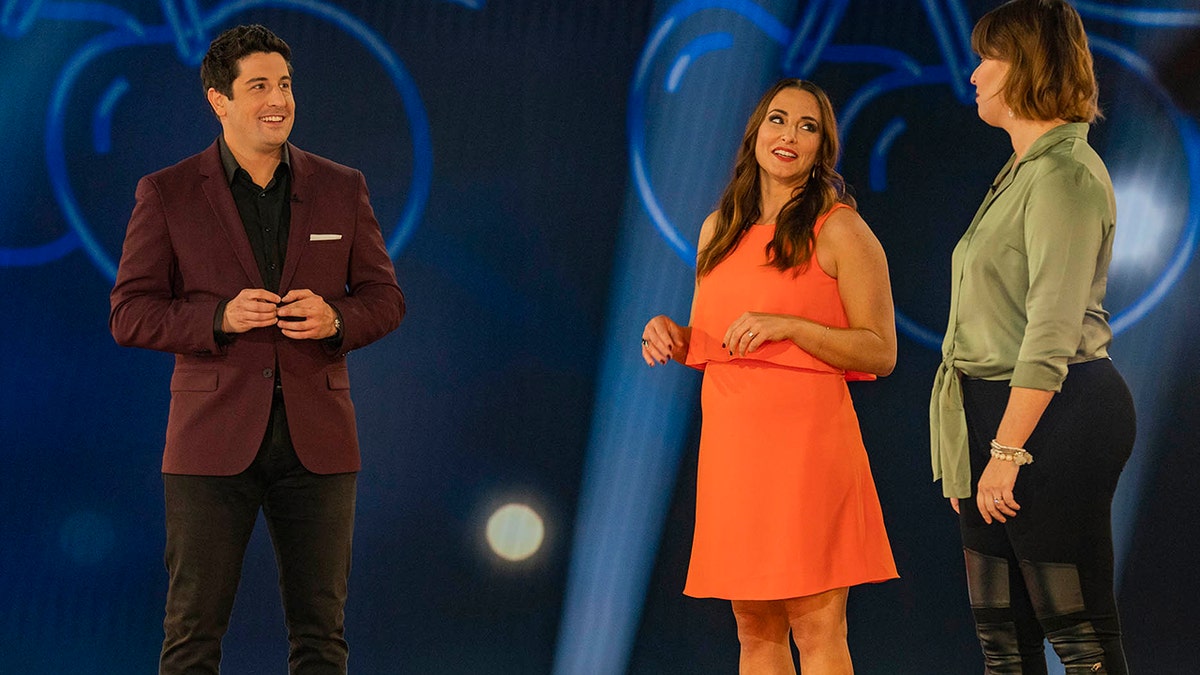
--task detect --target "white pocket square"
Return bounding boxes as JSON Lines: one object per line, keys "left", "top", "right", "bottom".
{"left": 309, "top": 234, "right": 342, "bottom": 241}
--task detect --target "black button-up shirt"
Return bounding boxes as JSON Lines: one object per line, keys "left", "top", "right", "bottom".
{"left": 219, "top": 137, "right": 292, "bottom": 293}
{"left": 213, "top": 137, "right": 292, "bottom": 347}
{"left": 211, "top": 139, "right": 345, "bottom": 351}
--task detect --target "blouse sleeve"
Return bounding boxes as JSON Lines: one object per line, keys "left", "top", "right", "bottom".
{"left": 1011, "top": 161, "right": 1112, "bottom": 391}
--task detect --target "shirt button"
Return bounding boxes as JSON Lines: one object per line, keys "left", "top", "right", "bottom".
{"left": 269, "top": 263, "right": 277, "bottom": 270}
{"left": 262, "top": 368, "right": 274, "bottom": 379}
{"left": 259, "top": 192, "right": 266, "bottom": 198}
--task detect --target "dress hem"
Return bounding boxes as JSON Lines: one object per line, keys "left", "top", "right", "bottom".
{"left": 682, "top": 572, "right": 899, "bottom": 601}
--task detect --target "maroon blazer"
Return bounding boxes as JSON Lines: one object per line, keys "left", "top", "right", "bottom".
{"left": 110, "top": 141, "right": 405, "bottom": 475}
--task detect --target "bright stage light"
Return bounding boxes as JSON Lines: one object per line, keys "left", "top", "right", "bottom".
{"left": 1112, "top": 178, "right": 1177, "bottom": 275}
{"left": 486, "top": 503, "right": 545, "bottom": 562}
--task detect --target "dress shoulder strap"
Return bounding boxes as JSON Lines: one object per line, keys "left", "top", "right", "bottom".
{"left": 812, "top": 202, "right": 853, "bottom": 238}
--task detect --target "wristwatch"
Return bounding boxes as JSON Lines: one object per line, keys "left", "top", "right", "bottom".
{"left": 332, "top": 315, "right": 343, "bottom": 336}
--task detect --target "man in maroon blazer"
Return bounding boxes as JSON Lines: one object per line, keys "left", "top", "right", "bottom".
{"left": 109, "top": 24, "right": 404, "bottom": 674}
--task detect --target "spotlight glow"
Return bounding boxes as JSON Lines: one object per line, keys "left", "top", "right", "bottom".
{"left": 486, "top": 503, "right": 544, "bottom": 562}
{"left": 1112, "top": 178, "right": 1176, "bottom": 275}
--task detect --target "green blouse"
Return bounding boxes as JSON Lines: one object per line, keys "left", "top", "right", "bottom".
{"left": 930, "top": 122, "right": 1116, "bottom": 498}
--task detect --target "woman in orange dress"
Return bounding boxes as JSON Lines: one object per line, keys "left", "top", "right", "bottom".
{"left": 641, "top": 79, "right": 898, "bottom": 674}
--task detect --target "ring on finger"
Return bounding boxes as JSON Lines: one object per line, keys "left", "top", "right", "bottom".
{"left": 747, "top": 331, "right": 756, "bottom": 338}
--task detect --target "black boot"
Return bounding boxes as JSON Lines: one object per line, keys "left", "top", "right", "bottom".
{"left": 1019, "top": 560, "right": 1127, "bottom": 675}
{"left": 965, "top": 548, "right": 1046, "bottom": 674}
{"left": 1043, "top": 622, "right": 1107, "bottom": 674}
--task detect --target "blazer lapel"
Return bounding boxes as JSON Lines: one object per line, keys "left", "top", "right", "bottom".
{"left": 280, "top": 142, "right": 313, "bottom": 293}
{"left": 199, "top": 142, "right": 263, "bottom": 287}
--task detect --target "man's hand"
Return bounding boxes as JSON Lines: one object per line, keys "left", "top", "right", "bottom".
{"left": 222, "top": 288, "right": 283, "bottom": 333}
{"left": 277, "top": 289, "right": 339, "bottom": 340}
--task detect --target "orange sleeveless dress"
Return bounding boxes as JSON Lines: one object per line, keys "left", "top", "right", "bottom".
{"left": 683, "top": 204, "right": 897, "bottom": 599}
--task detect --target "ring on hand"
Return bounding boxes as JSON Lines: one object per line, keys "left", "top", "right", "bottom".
{"left": 747, "top": 331, "right": 756, "bottom": 338}
{"left": 993, "top": 498, "right": 1001, "bottom": 505}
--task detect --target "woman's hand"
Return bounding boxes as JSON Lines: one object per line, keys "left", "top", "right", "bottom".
{"left": 974, "top": 387, "right": 1050, "bottom": 524}
{"left": 642, "top": 315, "right": 689, "bottom": 366}
{"left": 723, "top": 312, "right": 798, "bottom": 357}
{"left": 975, "top": 459, "right": 1021, "bottom": 524}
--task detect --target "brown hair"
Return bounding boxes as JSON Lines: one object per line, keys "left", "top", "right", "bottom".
{"left": 201, "top": 24, "right": 292, "bottom": 98}
{"left": 696, "top": 79, "right": 854, "bottom": 277}
{"left": 971, "top": 0, "right": 1100, "bottom": 123}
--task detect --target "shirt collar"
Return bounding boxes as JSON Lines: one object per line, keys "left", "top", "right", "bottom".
{"left": 1018, "top": 122, "right": 1089, "bottom": 166}
{"left": 217, "top": 135, "right": 291, "bottom": 186}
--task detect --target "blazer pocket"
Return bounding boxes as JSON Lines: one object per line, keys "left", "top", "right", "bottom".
{"left": 327, "top": 368, "right": 351, "bottom": 390}
{"left": 170, "top": 369, "right": 218, "bottom": 392}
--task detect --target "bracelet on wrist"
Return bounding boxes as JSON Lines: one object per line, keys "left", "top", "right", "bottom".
{"left": 989, "top": 439, "right": 1033, "bottom": 466}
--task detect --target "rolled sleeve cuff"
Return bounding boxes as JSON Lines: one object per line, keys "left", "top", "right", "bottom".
{"left": 1010, "top": 359, "right": 1065, "bottom": 392}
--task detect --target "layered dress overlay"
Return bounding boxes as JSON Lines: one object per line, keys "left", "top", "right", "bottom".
{"left": 684, "top": 203, "right": 897, "bottom": 600}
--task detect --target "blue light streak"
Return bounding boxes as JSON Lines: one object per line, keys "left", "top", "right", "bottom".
{"left": 555, "top": 3, "right": 797, "bottom": 672}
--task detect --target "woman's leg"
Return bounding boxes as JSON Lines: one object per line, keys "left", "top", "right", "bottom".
{"left": 1006, "top": 360, "right": 1135, "bottom": 675}
{"left": 959, "top": 528, "right": 1049, "bottom": 674}
{"left": 784, "top": 588, "right": 853, "bottom": 675}
{"left": 961, "top": 377, "right": 1049, "bottom": 674}
{"left": 731, "top": 599, "right": 795, "bottom": 675}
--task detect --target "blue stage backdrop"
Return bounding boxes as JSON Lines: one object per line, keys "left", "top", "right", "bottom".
{"left": 1, "top": 1, "right": 1197, "bottom": 673}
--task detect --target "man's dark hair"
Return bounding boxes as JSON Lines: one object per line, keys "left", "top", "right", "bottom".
{"left": 200, "top": 24, "right": 292, "bottom": 98}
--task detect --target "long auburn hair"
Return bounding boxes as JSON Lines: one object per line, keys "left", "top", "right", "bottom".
{"left": 696, "top": 79, "right": 855, "bottom": 278}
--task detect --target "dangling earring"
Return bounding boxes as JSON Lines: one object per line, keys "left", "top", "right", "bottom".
{"left": 1007, "top": 107, "right": 1015, "bottom": 119}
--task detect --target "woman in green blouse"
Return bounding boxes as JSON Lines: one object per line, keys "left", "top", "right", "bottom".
{"left": 929, "top": 1, "right": 1136, "bottom": 672}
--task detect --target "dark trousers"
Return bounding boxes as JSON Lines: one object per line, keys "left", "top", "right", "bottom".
{"left": 161, "top": 389, "right": 357, "bottom": 675}
{"left": 959, "top": 358, "right": 1135, "bottom": 675}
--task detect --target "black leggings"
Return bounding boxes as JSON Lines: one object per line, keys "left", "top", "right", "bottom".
{"left": 959, "top": 358, "right": 1135, "bottom": 675}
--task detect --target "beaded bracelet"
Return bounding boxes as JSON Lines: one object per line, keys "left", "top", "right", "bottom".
{"left": 990, "top": 439, "right": 1034, "bottom": 465}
